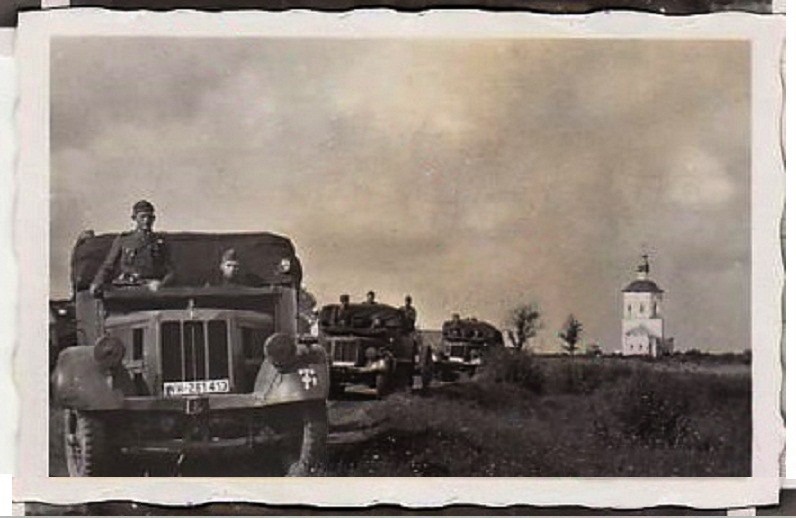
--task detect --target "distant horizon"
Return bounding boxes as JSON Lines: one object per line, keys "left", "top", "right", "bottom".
{"left": 51, "top": 37, "right": 750, "bottom": 353}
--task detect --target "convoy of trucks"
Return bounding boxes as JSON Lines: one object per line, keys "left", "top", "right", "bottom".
{"left": 49, "top": 229, "right": 505, "bottom": 476}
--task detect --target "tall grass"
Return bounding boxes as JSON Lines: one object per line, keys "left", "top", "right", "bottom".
{"left": 329, "top": 351, "right": 751, "bottom": 476}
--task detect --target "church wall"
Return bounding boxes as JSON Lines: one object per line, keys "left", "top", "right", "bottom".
{"left": 623, "top": 333, "right": 651, "bottom": 355}
{"left": 622, "top": 292, "right": 663, "bottom": 319}
{"left": 621, "top": 318, "right": 664, "bottom": 356}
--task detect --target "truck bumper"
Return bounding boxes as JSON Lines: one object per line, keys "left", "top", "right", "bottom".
{"left": 119, "top": 432, "right": 285, "bottom": 456}
{"left": 436, "top": 359, "right": 480, "bottom": 373}
{"left": 108, "top": 400, "right": 320, "bottom": 457}
{"left": 330, "top": 360, "right": 391, "bottom": 383}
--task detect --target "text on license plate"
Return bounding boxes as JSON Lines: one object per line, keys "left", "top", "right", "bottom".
{"left": 163, "top": 379, "right": 230, "bottom": 397}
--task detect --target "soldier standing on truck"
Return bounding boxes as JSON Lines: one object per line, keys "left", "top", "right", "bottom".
{"left": 402, "top": 295, "right": 417, "bottom": 331}
{"left": 365, "top": 290, "right": 376, "bottom": 304}
{"left": 89, "top": 200, "right": 174, "bottom": 296}
{"left": 335, "top": 294, "right": 353, "bottom": 327}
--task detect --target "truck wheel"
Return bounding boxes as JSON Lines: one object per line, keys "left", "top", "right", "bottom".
{"left": 419, "top": 348, "right": 434, "bottom": 390}
{"left": 420, "top": 363, "right": 433, "bottom": 390}
{"left": 440, "top": 369, "right": 458, "bottom": 382}
{"left": 375, "top": 373, "right": 391, "bottom": 398}
{"left": 64, "top": 409, "right": 112, "bottom": 477}
{"left": 285, "top": 401, "right": 328, "bottom": 476}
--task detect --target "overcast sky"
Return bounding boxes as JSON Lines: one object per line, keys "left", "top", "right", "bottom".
{"left": 50, "top": 37, "right": 750, "bottom": 353}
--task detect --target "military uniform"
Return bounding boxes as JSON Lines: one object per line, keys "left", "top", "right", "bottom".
{"left": 216, "top": 272, "right": 264, "bottom": 288}
{"left": 402, "top": 305, "right": 417, "bottom": 330}
{"left": 334, "top": 304, "right": 353, "bottom": 327}
{"left": 93, "top": 230, "right": 173, "bottom": 287}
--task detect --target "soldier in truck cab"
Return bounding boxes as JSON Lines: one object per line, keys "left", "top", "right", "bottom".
{"left": 89, "top": 200, "right": 174, "bottom": 296}
{"left": 205, "top": 248, "right": 265, "bottom": 287}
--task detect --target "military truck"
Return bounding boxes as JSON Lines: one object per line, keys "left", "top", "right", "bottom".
{"left": 51, "top": 232, "right": 329, "bottom": 477}
{"left": 316, "top": 302, "right": 418, "bottom": 397}
{"left": 435, "top": 317, "right": 504, "bottom": 380}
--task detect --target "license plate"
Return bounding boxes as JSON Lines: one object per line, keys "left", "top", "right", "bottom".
{"left": 163, "top": 379, "right": 230, "bottom": 397}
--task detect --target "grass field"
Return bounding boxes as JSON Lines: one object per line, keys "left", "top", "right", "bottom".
{"left": 49, "top": 352, "right": 751, "bottom": 477}
{"left": 327, "top": 352, "right": 751, "bottom": 477}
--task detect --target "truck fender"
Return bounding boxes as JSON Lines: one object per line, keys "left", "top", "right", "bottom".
{"left": 51, "top": 346, "right": 125, "bottom": 410}
{"left": 253, "top": 343, "right": 330, "bottom": 402}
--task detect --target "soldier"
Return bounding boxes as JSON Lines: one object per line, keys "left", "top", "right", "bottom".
{"left": 402, "top": 295, "right": 417, "bottom": 331}
{"left": 219, "top": 248, "right": 240, "bottom": 283}
{"left": 90, "top": 200, "right": 174, "bottom": 296}
{"left": 206, "top": 248, "right": 264, "bottom": 287}
{"left": 335, "top": 294, "right": 352, "bottom": 327}
{"left": 364, "top": 290, "right": 376, "bottom": 304}
{"left": 445, "top": 312, "right": 463, "bottom": 338}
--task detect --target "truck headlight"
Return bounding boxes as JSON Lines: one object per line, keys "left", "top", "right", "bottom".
{"left": 264, "top": 332, "right": 297, "bottom": 369}
{"left": 93, "top": 335, "right": 125, "bottom": 370}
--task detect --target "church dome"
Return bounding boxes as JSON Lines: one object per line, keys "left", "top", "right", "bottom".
{"left": 622, "top": 279, "right": 663, "bottom": 293}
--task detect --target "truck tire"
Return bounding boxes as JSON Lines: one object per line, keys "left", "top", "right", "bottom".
{"left": 420, "top": 363, "right": 433, "bottom": 390}
{"left": 375, "top": 373, "right": 391, "bottom": 398}
{"left": 440, "top": 369, "right": 458, "bottom": 382}
{"left": 285, "top": 401, "right": 328, "bottom": 477}
{"left": 419, "top": 347, "right": 434, "bottom": 390}
{"left": 396, "top": 363, "right": 415, "bottom": 392}
{"left": 64, "top": 409, "right": 113, "bottom": 477}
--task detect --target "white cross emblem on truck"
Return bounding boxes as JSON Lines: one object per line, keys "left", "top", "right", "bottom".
{"left": 298, "top": 368, "right": 318, "bottom": 390}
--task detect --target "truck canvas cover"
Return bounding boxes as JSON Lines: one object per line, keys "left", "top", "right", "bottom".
{"left": 318, "top": 303, "right": 408, "bottom": 335}
{"left": 71, "top": 232, "right": 301, "bottom": 291}
{"left": 442, "top": 319, "right": 503, "bottom": 344}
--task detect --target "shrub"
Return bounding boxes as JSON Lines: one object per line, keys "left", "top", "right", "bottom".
{"left": 478, "top": 347, "right": 544, "bottom": 394}
{"left": 608, "top": 371, "right": 698, "bottom": 447}
{"left": 537, "top": 357, "right": 634, "bottom": 395}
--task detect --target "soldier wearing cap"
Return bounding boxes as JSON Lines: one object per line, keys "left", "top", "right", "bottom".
{"left": 364, "top": 290, "right": 376, "bottom": 304}
{"left": 90, "top": 200, "right": 174, "bottom": 295}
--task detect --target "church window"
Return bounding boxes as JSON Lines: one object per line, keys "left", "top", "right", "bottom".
{"left": 639, "top": 303, "right": 645, "bottom": 314}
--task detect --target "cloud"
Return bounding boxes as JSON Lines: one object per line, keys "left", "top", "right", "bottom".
{"left": 50, "top": 37, "right": 751, "bottom": 353}
{"left": 666, "top": 147, "right": 736, "bottom": 207}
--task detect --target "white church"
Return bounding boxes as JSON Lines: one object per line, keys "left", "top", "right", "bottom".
{"left": 621, "top": 254, "right": 673, "bottom": 357}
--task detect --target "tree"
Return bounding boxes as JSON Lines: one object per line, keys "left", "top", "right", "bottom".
{"left": 558, "top": 314, "right": 583, "bottom": 356}
{"left": 585, "top": 342, "right": 602, "bottom": 357}
{"left": 505, "top": 303, "right": 541, "bottom": 351}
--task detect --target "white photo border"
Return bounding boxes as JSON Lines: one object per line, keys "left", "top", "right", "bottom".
{"left": 12, "top": 9, "right": 785, "bottom": 508}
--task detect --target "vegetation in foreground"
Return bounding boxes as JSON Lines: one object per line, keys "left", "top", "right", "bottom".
{"left": 328, "top": 350, "right": 751, "bottom": 477}
{"left": 49, "top": 349, "right": 751, "bottom": 478}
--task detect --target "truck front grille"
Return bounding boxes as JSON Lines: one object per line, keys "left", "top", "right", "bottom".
{"left": 160, "top": 320, "right": 229, "bottom": 384}
{"left": 449, "top": 344, "right": 467, "bottom": 359}
{"left": 331, "top": 340, "right": 359, "bottom": 363}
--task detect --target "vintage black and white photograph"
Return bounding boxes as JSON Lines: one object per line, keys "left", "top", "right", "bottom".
{"left": 12, "top": 10, "right": 784, "bottom": 509}
{"left": 46, "top": 32, "right": 756, "bottom": 478}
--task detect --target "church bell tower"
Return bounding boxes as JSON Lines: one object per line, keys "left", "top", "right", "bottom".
{"left": 621, "top": 254, "right": 669, "bottom": 357}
